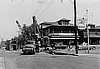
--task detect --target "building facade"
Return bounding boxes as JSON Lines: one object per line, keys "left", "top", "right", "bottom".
{"left": 40, "top": 18, "right": 100, "bottom": 47}
{"left": 40, "top": 18, "right": 80, "bottom": 47}
{"left": 83, "top": 24, "right": 100, "bottom": 45}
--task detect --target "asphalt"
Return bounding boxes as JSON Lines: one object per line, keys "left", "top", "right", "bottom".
{"left": 40, "top": 48, "right": 100, "bottom": 59}
{"left": 0, "top": 49, "right": 100, "bottom": 69}
{"left": 37, "top": 51, "right": 100, "bottom": 59}
{"left": 0, "top": 57, "right": 5, "bottom": 69}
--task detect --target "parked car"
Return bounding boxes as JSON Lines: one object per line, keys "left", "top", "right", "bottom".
{"left": 22, "top": 40, "right": 36, "bottom": 54}
{"left": 55, "top": 42, "right": 67, "bottom": 49}
{"left": 78, "top": 45, "right": 96, "bottom": 50}
{"left": 78, "top": 45, "right": 87, "bottom": 50}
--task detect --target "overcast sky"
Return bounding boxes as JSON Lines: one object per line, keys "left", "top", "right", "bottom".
{"left": 0, "top": 0, "right": 100, "bottom": 40}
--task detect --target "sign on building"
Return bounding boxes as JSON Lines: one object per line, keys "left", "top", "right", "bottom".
{"left": 83, "top": 42, "right": 87, "bottom": 47}
{"left": 77, "top": 18, "right": 86, "bottom": 29}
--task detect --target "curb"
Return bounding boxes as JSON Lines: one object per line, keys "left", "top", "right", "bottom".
{"left": 39, "top": 52, "right": 100, "bottom": 59}
{"left": 77, "top": 54, "right": 100, "bottom": 59}
{"left": 53, "top": 52, "right": 79, "bottom": 56}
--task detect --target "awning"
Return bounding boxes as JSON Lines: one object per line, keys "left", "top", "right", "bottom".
{"left": 50, "top": 38, "right": 79, "bottom": 39}
{"left": 84, "top": 35, "right": 100, "bottom": 38}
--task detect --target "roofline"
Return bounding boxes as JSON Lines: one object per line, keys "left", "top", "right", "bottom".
{"left": 39, "top": 22, "right": 56, "bottom": 25}
{"left": 39, "top": 18, "right": 71, "bottom": 25}
{"left": 57, "top": 18, "right": 71, "bottom": 21}
{"left": 41, "top": 25, "right": 75, "bottom": 29}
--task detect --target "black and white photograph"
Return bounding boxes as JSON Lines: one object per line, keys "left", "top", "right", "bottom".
{"left": 0, "top": 0, "right": 100, "bottom": 69}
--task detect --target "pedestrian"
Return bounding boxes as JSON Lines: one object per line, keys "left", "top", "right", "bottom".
{"left": 68, "top": 42, "right": 71, "bottom": 51}
{"left": 51, "top": 49, "right": 54, "bottom": 55}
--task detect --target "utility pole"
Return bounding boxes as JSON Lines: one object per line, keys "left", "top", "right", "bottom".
{"left": 74, "top": 0, "right": 78, "bottom": 54}
{"left": 86, "top": 10, "right": 89, "bottom": 53}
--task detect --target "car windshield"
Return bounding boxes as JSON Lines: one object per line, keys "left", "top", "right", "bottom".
{"left": 24, "top": 46, "right": 33, "bottom": 48}
{"left": 26, "top": 42, "right": 33, "bottom": 44}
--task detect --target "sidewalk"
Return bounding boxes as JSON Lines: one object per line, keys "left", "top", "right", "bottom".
{"left": 36, "top": 52, "right": 52, "bottom": 56}
{"left": 37, "top": 51, "right": 100, "bottom": 60}
{"left": 5, "top": 49, "right": 22, "bottom": 52}
{"left": 77, "top": 54, "right": 100, "bottom": 59}
{"left": 51, "top": 48, "right": 100, "bottom": 57}
{"left": 0, "top": 57, "right": 5, "bottom": 69}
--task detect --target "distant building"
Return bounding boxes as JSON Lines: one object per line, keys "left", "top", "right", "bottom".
{"left": 0, "top": 41, "right": 6, "bottom": 48}
{"left": 39, "top": 18, "right": 100, "bottom": 47}
{"left": 83, "top": 24, "right": 100, "bottom": 45}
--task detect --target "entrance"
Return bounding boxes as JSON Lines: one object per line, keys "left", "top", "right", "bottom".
{"left": 12, "top": 44, "right": 17, "bottom": 50}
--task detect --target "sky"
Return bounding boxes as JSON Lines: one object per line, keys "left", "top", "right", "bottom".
{"left": 0, "top": 0, "right": 100, "bottom": 40}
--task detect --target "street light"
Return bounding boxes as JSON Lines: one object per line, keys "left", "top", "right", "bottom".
{"left": 87, "top": 25, "right": 90, "bottom": 53}
{"left": 86, "top": 10, "right": 90, "bottom": 53}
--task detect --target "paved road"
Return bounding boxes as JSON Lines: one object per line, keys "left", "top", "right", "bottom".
{"left": 0, "top": 57, "right": 5, "bottom": 69}
{"left": 0, "top": 49, "right": 100, "bottom": 69}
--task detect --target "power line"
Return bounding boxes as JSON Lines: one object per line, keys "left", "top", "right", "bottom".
{"left": 34, "top": 0, "right": 47, "bottom": 16}
{"left": 78, "top": 2, "right": 100, "bottom": 12}
{"left": 68, "top": 0, "right": 74, "bottom": 4}
{"left": 37, "top": 0, "right": 54, "bottom": 19}
{"left": 33, "top": 0, "right": 45, "bottom": 15}
{"left": 67, "top": 0, "right": 100, "bottom": 13}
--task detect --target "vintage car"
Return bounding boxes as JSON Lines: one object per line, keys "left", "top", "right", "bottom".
{"left": 22, "top": 41, "right": 36, "bottom": 54}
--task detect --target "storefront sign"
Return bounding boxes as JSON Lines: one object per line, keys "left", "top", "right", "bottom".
{"left": 77, "top": 18, "right": 86, "bottom": 29}
{"left": 78, "top": 23, "right": 86, "bottom": 29}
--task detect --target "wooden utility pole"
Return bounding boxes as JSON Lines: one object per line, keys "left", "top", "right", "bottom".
{"left": 74, "top": 0, "right": 78, "bottom": 54}
{"left": 86, "top": 10, "right": 90, "bottom": 53}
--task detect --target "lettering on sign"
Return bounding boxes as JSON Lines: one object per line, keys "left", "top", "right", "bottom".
{"left": 77, "top": 18, "right": 86, "bottom": 29}
{"left": 78, "top": 23, "right": 86, "bottom": 29}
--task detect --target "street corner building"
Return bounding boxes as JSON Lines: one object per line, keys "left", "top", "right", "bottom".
{"left": 39, "top": 18, "right": 100, "bottom": 48}
{"left": 39, "top": 18, "right": 79, "bottom": 48}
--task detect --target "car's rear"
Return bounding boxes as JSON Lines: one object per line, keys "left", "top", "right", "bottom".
{"left": 22, "top": 41, "right": 36, "bottom": 54}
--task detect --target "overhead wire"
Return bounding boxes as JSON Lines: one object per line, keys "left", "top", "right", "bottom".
{"left": 25, "top": 0, "right": 47, "bottom": 25}
{"left": 37, "top": 0, "right": 54, "bottom": 19}
{"left": 78, "top": 1, "right": 100, "bottom": 13}
{"left": 68, "top": 0, "right": 74, "bottom": 4}
{"left": 67, "top": 0, "right": 100, "bottom": 13}
{"left": 33, "top": 0, "right": 45, "bottom": 15}
{"left": 37, "top": 0, "right": 54, "bottom": 16}
{"left": 34, "top": 0, "right": 47, "bottom": 16}
{"left": 77, "top": 1, "right": 100, "bottom": 19}
{"left": 67, "top": 0, "right": 100, "bottom": 19}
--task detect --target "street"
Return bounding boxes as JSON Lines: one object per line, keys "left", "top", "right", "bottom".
{"left": 0, "top": 49, "right": 99, "bottom": 69}
{"left": 0, "top": 0, "right": 100, "bottom": 69}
